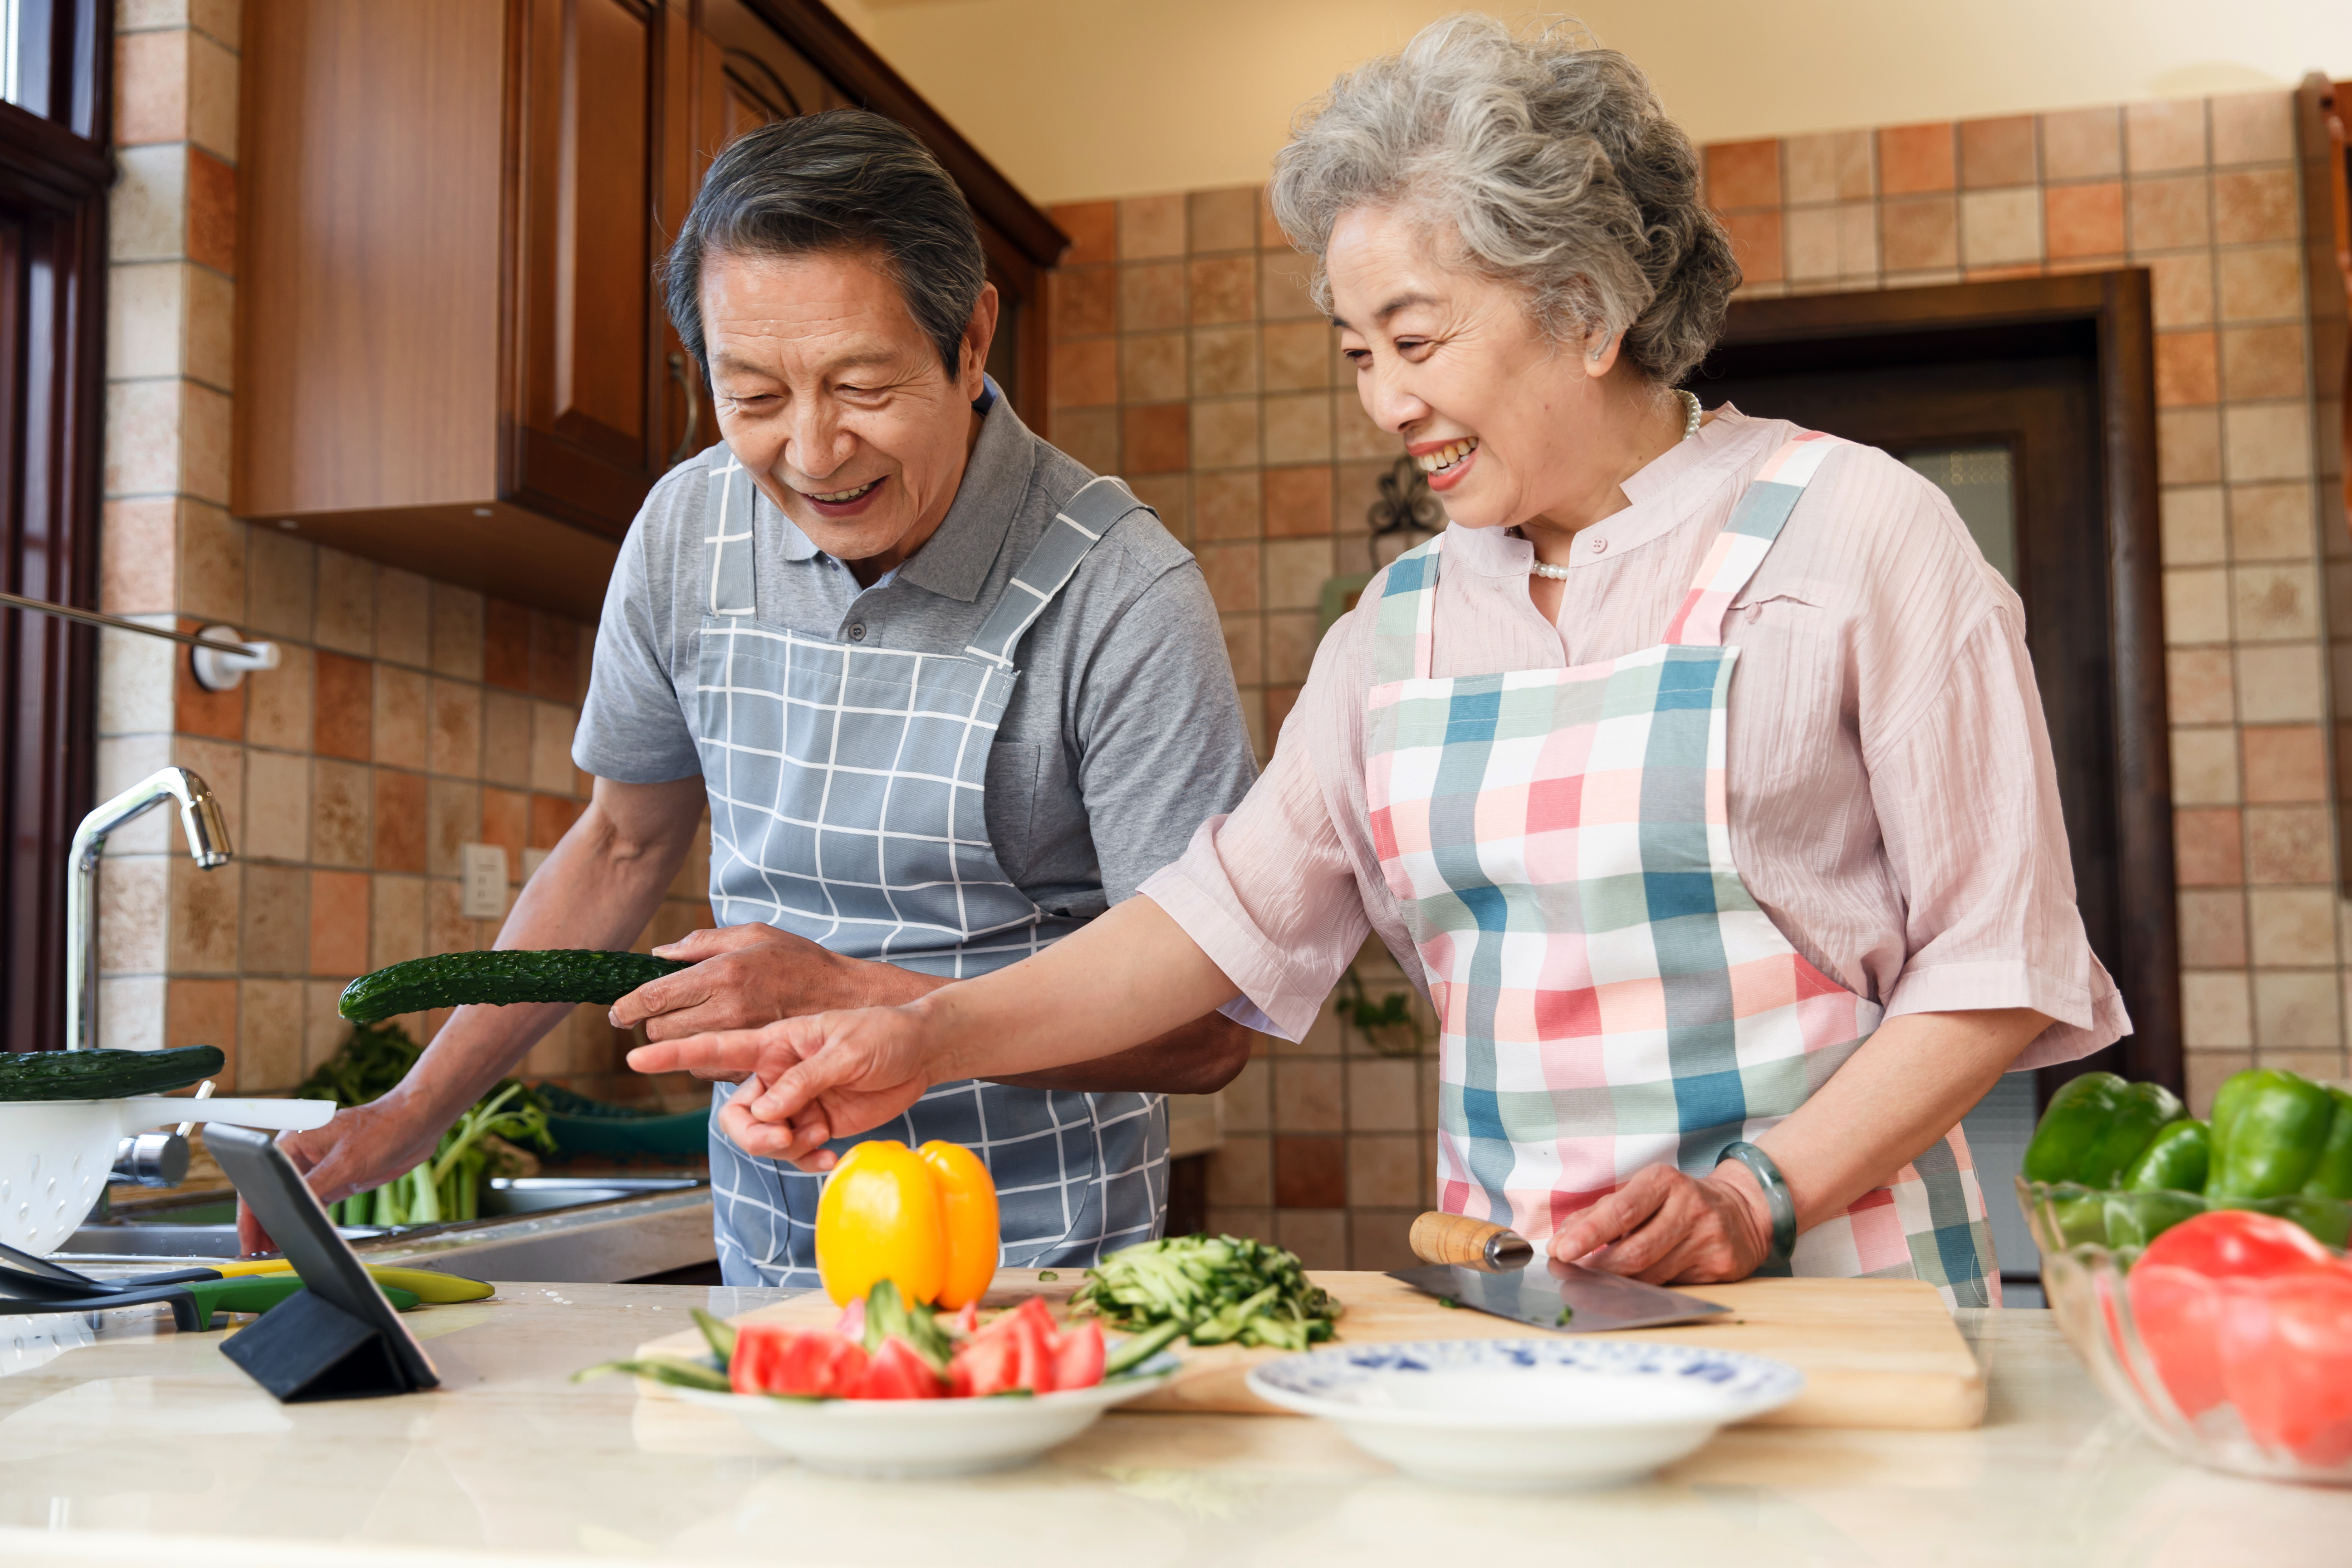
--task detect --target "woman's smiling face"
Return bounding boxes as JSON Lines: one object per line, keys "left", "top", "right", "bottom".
{"left": 1328, "top": 204, "right": 1618, "bottom": 534}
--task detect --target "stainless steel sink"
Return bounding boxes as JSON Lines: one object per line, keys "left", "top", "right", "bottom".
{"left": 480, "top": 1176, "right": 702, "bottom": 1214}
{"left": 56, "top": 1176, "right": 713, "bottom": 1281}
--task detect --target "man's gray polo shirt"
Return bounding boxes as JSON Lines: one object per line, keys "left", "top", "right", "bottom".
{"left": 573, "top": 393, "right": 1259, "bottom": 926}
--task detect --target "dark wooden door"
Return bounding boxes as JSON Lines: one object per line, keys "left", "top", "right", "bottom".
{"left": 0, "top": 2, "right": 109, "bottom": 1052}
{"left": 510, "top": 0, "right": 669, "bottom": 538}
{"left": 1684, "top": 274, "right": 2175, "bottom": 1097}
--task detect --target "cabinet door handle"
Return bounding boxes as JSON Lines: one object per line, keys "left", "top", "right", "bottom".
{"left": 667, "top": 351, "right": 704, "bottom": 468}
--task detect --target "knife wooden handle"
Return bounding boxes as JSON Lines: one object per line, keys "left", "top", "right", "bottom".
{"left": 1409, "top": 1211, "right": 1531, "bottom": 1272}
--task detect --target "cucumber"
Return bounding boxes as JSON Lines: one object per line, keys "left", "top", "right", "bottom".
{"left": 0, "top": 1044, "right": 225, "bottom": 1102}
{"left": 338, "top": 950, "right": 690, "bottom": 1023}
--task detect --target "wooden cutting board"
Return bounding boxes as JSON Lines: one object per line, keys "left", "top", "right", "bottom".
{"left": 634, "top": 1268, "right": 1985, "bottom": 1430}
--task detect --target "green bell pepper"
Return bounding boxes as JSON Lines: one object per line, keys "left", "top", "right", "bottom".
{"left": 2101, "top": 1189, "right": 2207, "bottom": 1250}
{"left": 2085, "top": 1082, "right": 2185, "bottom": 1186}
{"left": 2299, "top": 1087, "right": 2352, "bottom": 1201}
{"left": 2025, "top": 1073, "right": 2183, "bottom": 1187}
{"left": 2208, "top": 1068, "right": 2337, "bottom": 1200}
{"left": 2048, "top": 1191, "right": 2111, "bottom": 1249}
{"left": 2123, "top": 1117, "right": 2210, "bottom": 1194}
{"left": 2024, "top": 1072, "right": 2125, "bottom": 1185}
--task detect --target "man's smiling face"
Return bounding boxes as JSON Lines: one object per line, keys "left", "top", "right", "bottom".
{"left": 701, "top": 246, "right": 996, "bottom": 575}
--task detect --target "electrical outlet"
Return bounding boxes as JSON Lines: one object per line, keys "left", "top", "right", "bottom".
{"left": 460, "top": 843, "right": 508, "bottom": 920}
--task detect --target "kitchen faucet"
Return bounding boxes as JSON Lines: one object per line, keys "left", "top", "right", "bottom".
{"left": 65, "top": 766, "right": 231, "bottom": 1054}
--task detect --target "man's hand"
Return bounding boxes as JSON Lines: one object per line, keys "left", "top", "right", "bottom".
{"left": 609, "top": 925, "right": 902, "bottom": 1062}
{"left": 629, "top": 1006, "right": 941, "bottom": 1170}
{"left": 235, "top": 1092, "right": 453, "bottom": 1255}
{"left": 611, "top": 923, "right": 1249, "bottom": 1097}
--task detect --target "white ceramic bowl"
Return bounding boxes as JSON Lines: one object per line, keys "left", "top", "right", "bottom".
{"left": 0, "top": 1096, "right": 336, "bottom": 1254}
{"left": 672, "top": 1354, "right": 1180, "bottom": 1479}
{"left": 1245, "top": 1338, "right": 1803, "bottom": 1491}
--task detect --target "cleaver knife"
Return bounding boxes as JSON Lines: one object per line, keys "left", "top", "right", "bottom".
{"left": 1387, "top": 1211, "right": 1732, "bottom": 1334}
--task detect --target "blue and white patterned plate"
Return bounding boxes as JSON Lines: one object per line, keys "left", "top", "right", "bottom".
{"left": 1245, "top": 1338, "right": 1803, "bottom": 1490}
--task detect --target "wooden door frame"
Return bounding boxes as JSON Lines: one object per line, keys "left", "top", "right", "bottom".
{"left": 1705, "top": 270, "right": 2176, "bottom": 1093}
{"left": 0, "top": 0, "right": 111, "bottom": 1052}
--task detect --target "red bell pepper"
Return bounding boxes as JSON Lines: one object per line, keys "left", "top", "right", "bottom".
{"left": 2217, "top": 1265, "right": 2352, "bottom": 1466}
{"left": 2128, "top": 1210, "right": 2345, "bottom": 1450}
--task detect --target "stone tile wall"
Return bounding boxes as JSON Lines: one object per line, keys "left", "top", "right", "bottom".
{"left": 98, "top": 1, "right": 710, "bottom": 1098}
{"left": 1703, "top": 93, "right": 2345, "bottom": 1114}
{"left": 1044, "top": 188, "right": 1445, "bottom": 1271}
{"left": 1044, "top": 87, "right": 2347, "bottom": 1268}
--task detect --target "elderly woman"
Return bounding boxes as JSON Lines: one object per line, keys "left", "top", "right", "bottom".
{"left": 629, "top": 17, "right": 2127, "bottom": 1305}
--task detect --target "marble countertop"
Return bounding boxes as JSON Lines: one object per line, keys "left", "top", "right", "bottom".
{"left": 3, "top": 1284, "right": 2347, "bottom": 1568}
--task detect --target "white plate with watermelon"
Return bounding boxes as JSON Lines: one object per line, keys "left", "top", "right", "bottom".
{"left": 645, "top": 1296, "right": 1181, "bottom": 1478}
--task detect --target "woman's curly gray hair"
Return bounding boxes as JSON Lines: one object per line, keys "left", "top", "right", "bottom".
{"left": 1269, "top": 15, "right": 1738, "bottom": 386}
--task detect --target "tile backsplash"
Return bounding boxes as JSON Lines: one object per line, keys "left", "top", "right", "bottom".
{"left": 96, "top": 534, "right": 715, "bottom": 1097}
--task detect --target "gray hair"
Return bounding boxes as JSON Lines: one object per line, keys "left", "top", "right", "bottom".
{"left": 661, "top": 109, "right": 986, "bottom": 378}
{"left": 1268, "top": 15, "right": 1738, "bottom": 385}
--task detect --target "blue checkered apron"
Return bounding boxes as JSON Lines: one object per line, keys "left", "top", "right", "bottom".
{"left": 693, "top": 458, "right": 1168, "bottom": 1286}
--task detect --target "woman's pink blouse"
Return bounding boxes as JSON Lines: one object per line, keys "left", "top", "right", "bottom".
{"left": 1139, "top": 407, "right": 2130, "bottom": 1070}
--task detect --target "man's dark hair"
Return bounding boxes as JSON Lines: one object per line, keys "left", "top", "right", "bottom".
{"left": 661, "top": 109, "right": 986, "bottom": 377}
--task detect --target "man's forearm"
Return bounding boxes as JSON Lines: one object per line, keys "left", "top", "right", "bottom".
{"left": 393, "top": 783, "right": 702, "bottom": 1123}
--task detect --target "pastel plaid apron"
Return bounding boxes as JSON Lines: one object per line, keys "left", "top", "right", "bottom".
{"left": 695, "top": 454, "right": 1166, "bottom": 1287}
{"left": 1366, "top": 432, "right": 1996, "bottom": 1307}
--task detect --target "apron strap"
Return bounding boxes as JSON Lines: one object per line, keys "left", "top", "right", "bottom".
{"left": 963, "top": 475, "right": 1134, "bottom": 667}
{"left": 1661, "top": 431, "right": 1843, "bottom": 647}
{"left": 704, "top": 451, "right": 761, "bottom": 618}
{"left": 1367, "top": 533, "right": 1446, "bottom": 684}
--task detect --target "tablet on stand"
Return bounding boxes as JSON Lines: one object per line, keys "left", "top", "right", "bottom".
{"left": 206, "top": 1122, "right": 440, "bottom": 1401}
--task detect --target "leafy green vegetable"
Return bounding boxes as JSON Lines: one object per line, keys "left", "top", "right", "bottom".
{"left": 571, "top": 1356, "right": 730, "bottom": 1393}
{"left": 1333, "top": 964, "right": 1425, "bottom": 1058}
{"left": 859, "top": 1279, "right": 956, "bottom": 1372}
{"left": 692, "top": 1307, "right": 737, "bottom": 1367}
{"left": 304, "top": 1021, "right": 554, "bottom": 1228}
{"left": 1071, "top": 1235, "right": 1341, "bottom": 1353}
{"left": 296, "top": 1021, "right": 423, "bottom": 1109}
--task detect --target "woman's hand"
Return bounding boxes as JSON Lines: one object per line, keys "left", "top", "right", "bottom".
{"left": 627, "top": 1005, "right": 941, "bottom": 1170}
{"left": 609, "top": 923, "right": 938, "bottom": 1056}
{"left": 1545, "top": 1161, "right": 1774, "bottom": 1285}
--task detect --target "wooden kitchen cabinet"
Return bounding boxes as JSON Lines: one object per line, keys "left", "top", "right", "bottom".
{"left": 235, "top": 0, "right": 1065, "bottom": 619}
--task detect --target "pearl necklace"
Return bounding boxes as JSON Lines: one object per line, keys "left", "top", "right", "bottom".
{"left": 1527, "top": 390, "right": 1703, "bottom": 581}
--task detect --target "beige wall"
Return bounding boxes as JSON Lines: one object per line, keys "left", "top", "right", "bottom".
{"left": 833, "top": 0, "right": 2352, "bottom": 205}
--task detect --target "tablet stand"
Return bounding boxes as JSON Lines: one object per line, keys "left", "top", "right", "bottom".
{"left": 217, "top": 1287, "right": 431, "bottom": 1401}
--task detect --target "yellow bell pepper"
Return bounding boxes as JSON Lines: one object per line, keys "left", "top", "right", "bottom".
{"left": 920, "top": 1138, "right": 1001, "bottom": 1309}
{"left": 815, "top": 1138, "right": 1000, "bottom": 1308}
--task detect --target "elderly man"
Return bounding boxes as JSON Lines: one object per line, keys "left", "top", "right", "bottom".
{"left": 269, "top": 110, "right": 1258, "bottom": 1284}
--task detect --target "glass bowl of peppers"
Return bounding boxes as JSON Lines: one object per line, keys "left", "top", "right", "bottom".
{"left": 2017, "top": 1064, "right": 2352, "bottom": 1484}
